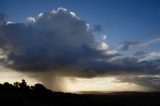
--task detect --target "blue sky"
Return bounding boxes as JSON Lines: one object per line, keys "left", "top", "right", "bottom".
{"left": 0, "top": 0, "right": 160, "bottom": 45}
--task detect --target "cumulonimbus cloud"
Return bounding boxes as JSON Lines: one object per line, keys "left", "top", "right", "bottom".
{"left": 0, "top": 7, "right": 160, "bottom": 91}
{"left": 0, "top": 8, "right": 94, "bottom": 71}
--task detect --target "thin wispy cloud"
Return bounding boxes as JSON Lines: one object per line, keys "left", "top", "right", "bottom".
{"left": 119, "top": 38, "right": 160, "bottom": 51}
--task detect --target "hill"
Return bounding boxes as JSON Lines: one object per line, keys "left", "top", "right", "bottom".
{"left": 0, "top": 80, "right": 160, "bottom": 106}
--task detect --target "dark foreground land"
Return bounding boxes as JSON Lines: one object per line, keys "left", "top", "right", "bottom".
{"left": 0, "top": 80, "right": 160, "bottom": 106}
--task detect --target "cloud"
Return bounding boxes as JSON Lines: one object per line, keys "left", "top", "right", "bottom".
{"left": 0, "top": 8, "right": 160, "bottom": 91}
{"left": 127, "top": 50, "right": 160, "bottom": 62}
{"left": 0, "top": 8, "right": 115, "bottom": 90}
{"left": 117, "top": 75, "right": 160, "bottom": 91}
{"left": 0, "top": 13, "right": 6, "bottom": 26}
{"left": 138, "top": 51, "right": 160, "bottom": 62}
{"left": 0, "top": 8, "right": 96, "bottom": 71}
{"left": 118, "top": 41, "right": 141, "bottom": 51}
{"left": 26, "top": 17, "right": 36, "bottom": 24}
{"left": 119, "top": 38, "right": 160, "bottom": 51}
{"left": 0, "top": 8, "right": 119, "bottom": 76}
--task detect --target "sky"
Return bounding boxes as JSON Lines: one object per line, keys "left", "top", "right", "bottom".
{"left": 0, "top": 0, "right": 160, "bottom": 92}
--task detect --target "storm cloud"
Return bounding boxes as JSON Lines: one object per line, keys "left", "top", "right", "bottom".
{"left": 0, "top": 8, "right": 95, "bottom": 71}
{"left": 0, "top": 7, "right": 160, "bottom": 91}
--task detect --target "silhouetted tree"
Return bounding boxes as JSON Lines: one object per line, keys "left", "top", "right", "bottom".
{"left": 14, "top": 82, "right": 20, "bottom": 88}
{"left": 3, "top": 82, "right": 13, "bottom": 88}
{"left": 34, "top": 83, "right": 46, "bottom": 90}
{"left": 0, "top": 83, "right": 3, "bottom": 90}
{"left": 2, "top": 82, "right": 14, "bottom": 92}
{"left": 19, "top": 79, "right": 27, "bottom": 88}
{"left": 32, "top": 83, "right": 50, "bottom": 96}
{"left": 17, "top": 79, "right": 30, "bottom": 92}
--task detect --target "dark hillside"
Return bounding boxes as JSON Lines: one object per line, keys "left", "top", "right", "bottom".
{"left": 0, "top": 80, "right": 160, "bottom": 106}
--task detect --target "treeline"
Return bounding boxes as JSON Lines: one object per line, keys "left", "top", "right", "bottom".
{"left": 0, "top": 79, "right": 46, "bottom": 90}
{"left": 0, "top": 79, "right": 73, "bottom": 97}
{"left": 0, "top": 80, "right": 160, "bottom": 106}
{"left": 0, "top": 80, "right": 74, "bottom": 106}
{"left": 0, "top": 79, "right": 54, "bottom": 96}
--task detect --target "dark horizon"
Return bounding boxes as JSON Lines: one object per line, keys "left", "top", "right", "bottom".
{"left": 0, "top": 79, "right": 160, "bottom": 106}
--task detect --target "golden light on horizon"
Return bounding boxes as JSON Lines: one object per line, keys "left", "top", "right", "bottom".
{"left": 0, "top": 66, "right": 149, "bottom": 93}
{"left": 0, "top": 66, "right": 38, "bottom": 85}
{"left": 63, "top": 77, "right": 147, "bottom": 93}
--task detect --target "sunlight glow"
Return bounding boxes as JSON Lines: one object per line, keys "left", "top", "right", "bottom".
{"left": 0, "top": 66, "right": 38, "bottom": 85}
{"left": 0, "top": 66, "right": 148, "bottom": 93}
{"left": 63, "top": 77, "right": 147, "bottom": 93}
